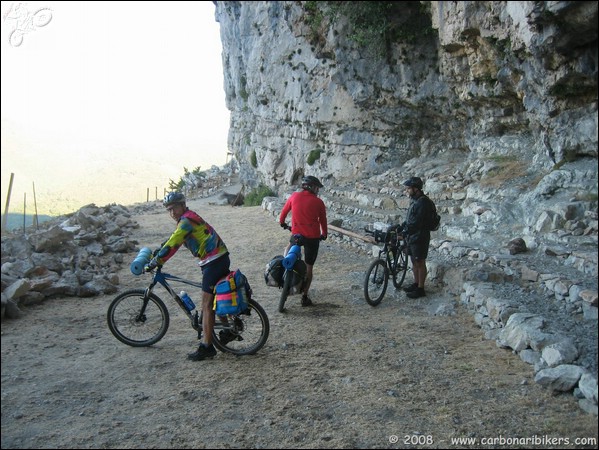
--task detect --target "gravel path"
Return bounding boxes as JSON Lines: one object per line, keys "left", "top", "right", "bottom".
{"left": 1, "top": 197, "right": 597, "bottom": 449}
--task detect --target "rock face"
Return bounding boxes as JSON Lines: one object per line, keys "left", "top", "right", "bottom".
{"left": 215, "top": 1, "right": 596, "bottom": 189}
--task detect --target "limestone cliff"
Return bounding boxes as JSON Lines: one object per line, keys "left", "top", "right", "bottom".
{"left": 214, "top": 1, "right": 597, "bottom": 191}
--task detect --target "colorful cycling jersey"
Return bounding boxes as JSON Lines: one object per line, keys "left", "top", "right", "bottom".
{"left": 279, "top": 190, "right": 327, "bottom": 239}
{"left": 155, "top": 209, "right": 228, "bottom": 267}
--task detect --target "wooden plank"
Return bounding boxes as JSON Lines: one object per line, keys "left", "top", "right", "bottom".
{"left": 328, "top": 224, "right": 374, "bottom": 243}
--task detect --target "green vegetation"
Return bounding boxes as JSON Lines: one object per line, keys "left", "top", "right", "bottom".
{"left": 303, "top": 1, "right": 434, "bottom": 58}
{"left": 168, "top": 166, "right": 204, "bottom": 191}
{"left": 304, "top": 1, "right": 326, "bottom": 44}
{"left": 168, "top": 178, "right": 185, "bottom": 191}
{"left": 307, "top": 149, "right": 322, "bottom": 165}
{"left": 244, "top": 184, "right": 276, "bottom": 206}
{"left": 239, "top": 75, "right": 249, "bottom": 101}
{"left": 250, "top": 150, "right": 258, "bottom": 168}
{"left": 189, "top": 166, "right": 205, "bottom": 178}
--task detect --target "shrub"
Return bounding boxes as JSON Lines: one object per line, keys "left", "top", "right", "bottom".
{"left": 168, "top": 178, "right": 185, "bottom": 191}
{"left": 244, "top": 185, "right": 276, "bottom": 206}
{"left": 305, "top": 2, "right": 434, "bottom": 58}
{"left": 307, "top": 149, "right": 322, "bottom": 165}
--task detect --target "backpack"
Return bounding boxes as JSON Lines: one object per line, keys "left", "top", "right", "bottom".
{"left": 426, "top": 196, "right": 441, "bottom": 232}
{"left": 213, "top": 269, "right": 251, "bottom": 315}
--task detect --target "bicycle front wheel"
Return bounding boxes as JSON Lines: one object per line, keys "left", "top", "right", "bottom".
{"left": 212, "top": 299, "right": 270, "bottom": 356}
{"left": 364, "top": 259, "right": 388, "bottom": 306}
{"left": 391, "top": 248, "right": 409, "bottom": 289}
{"left": 278, "top": 270, "right": 292, "bottom": 313}
{"left": 107, "top": 289, "right": 169, "bottom": 347}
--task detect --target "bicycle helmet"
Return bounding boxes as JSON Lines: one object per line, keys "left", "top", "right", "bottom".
{"left": 403, "top": 177, "right": 423, "bottom": 190}
{"left": 163, "top": 192, "right": 186, "bottom": 207}
{"left": 301, "top": 175, "right": 323, "bottom": 191}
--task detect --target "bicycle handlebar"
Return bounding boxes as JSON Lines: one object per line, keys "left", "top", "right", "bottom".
{"left": 282, "top": 223, "right": 326, "bottom": 241}
{"left": 364, "top": 227, "right": 403, "bottom": 245}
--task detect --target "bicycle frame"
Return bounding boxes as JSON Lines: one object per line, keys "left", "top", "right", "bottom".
{"left": 143, "top": 269, "right": 203, "bottom": 330}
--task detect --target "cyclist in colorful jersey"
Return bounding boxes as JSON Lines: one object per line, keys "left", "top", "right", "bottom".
{"left": 145, "top": 192, "right": 231, "bottom": 361}
{"left": 279, "top": 176, "right": 328, "bottom": 306}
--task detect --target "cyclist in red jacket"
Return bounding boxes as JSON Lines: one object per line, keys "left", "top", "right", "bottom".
{"left": 279, "top": 176, "right": 328, "bottom": 306}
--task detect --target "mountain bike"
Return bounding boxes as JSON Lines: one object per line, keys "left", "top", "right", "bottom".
{"left": 107, "top": 255, "right": 270, "bottom": 355}
{"left": 278, "top": 225, "right": 307, "bottom": 313}
{"left": 363, "top": 226, "right": 409, "bottom": 306}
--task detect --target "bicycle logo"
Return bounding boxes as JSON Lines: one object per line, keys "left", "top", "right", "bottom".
{"left": 3, "top": 3, "right": 53, "bottom": 47}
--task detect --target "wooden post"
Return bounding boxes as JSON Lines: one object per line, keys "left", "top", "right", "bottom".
{"left": 32, "top": 181, "right": 39, "bottom": 229}
{"left": 146, "top": 188, "right": 149, "bottom": 202}
{"left": 155, "top": 186, "right": 158, "bottom": 200}
{"left": 1, "top": 172, "right": 14, "bottom": 233}
{"left": 23, "top": 192, "right": 26, "bottom": 233}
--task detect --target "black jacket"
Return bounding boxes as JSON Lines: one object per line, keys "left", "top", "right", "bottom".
{"left": 402, "top": 192, "right": 433, "bottom": 244}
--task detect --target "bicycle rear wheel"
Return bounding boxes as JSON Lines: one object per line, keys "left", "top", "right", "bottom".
{"left": 212, "top": 299, "right": 270, "bottom": 355}
{"left": 391, "top": 248, "right": 409, "bottom": 289}
{"left": 107, "top": 289, "right": 169, "bottom": 347}
{"left": 278, "top": 270, "right": 292, "bottom": 313}
{"left": 364, "top": 259, "right": 388, "bottom": 306}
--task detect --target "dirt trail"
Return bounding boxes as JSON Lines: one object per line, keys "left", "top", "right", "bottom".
{"left": 1, "top": 197, "right": 597, "bottom": 449}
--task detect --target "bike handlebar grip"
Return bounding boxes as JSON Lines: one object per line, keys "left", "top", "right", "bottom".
{"left": 130, "top": 247, "right": 152, "bottom": 275}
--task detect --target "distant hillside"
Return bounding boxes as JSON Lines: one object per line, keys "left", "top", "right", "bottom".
{"left": 1, "top": 213, "right": 55, "bottom": 232}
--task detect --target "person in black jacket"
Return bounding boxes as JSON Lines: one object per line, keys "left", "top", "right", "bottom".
{"left": 399, "top": 177, "right": 434, "bottom": 298}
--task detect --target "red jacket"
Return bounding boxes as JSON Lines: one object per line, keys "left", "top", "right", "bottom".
{"left": 279, "top": 190, "right": 328, "bottom": 239}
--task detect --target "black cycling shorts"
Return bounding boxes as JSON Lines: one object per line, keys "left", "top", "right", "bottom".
{"left": 289, "top": 235, "right": 320, "bottom": 266}
{"left": 201, "top": 254, "right": 231, "bottom": 293}
{"left": 407, "top": 235, "right": 430, "bottom": 260}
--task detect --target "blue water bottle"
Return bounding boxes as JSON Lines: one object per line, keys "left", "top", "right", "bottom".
{"left": 179, "top": 291, "right": 196, "bottom": 312}
{"left": 130, "top": 247, "right": 153, "bottom": 275}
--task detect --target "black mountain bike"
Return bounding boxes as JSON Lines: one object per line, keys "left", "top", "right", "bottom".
{"left": 363, "top": 227, "right": 409, "bottom": 306}
{"left": 107, "top": 263, "right": 270, "bottom": 355}
{"left": 278, "top": 225, "right": 308, "bottom": 313}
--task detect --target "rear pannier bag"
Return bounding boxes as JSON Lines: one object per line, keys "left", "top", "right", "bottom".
{"left": 213, "top": 269, "right": 250, "bottom": 315}
{"left": 289, "top": 260, "right": 307, "bottom": 295}
{"left": 264, "top": 255, "right": 284, "bottom": 287}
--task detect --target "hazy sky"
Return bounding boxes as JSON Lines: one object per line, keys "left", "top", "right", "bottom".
{"left": 1, "top": 1, "right": 230, "bottom": 215}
